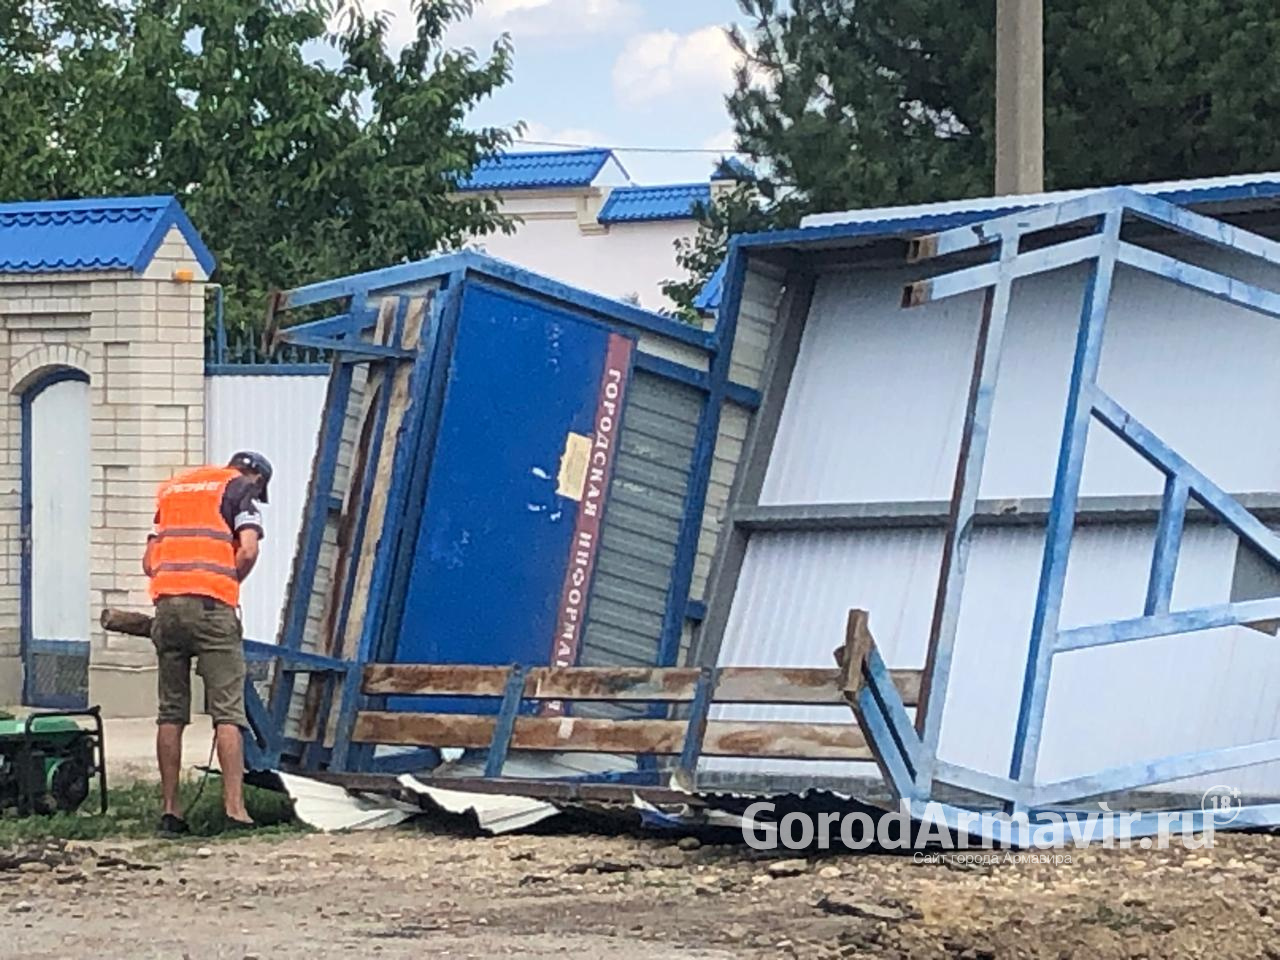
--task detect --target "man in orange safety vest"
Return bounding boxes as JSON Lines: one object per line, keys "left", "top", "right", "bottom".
{"left": 143, "top": 451, "right": 271, "bottom": 836}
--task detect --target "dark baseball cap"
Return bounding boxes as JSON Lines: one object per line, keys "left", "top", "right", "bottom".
{"left": 228, "top": 450, "right": 273, "bottom": 503}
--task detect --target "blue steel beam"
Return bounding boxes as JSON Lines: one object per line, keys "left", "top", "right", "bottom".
{"left": 328, "top": 298, "right": 409, "bottom": 667}
{"left": 331, "top": 294, "right": 448, "bottom": 771}
{"left": 485, "top": 665, "right": 530, "bottom": 779}
{"left": 281, "top": 250, "right": 714, "bottom": 350}
{"left": 1009, "top": 211, "right": 1123, "bottom": 793}
{"left": 1033, "top": 737, "right": 1280, "bottom": 806}
{"left": 1092, "top": 392, "right": 1280, "bottom": 563}
{"left": 852, "top": 683, "right": 913, "bottom": 800}
{"left": 932, "top": 761, "right": 1028, "bottom": 804}
{"left": 273, "top": 309, "right": 378, "bottom": 344}
{"left": 283, "top": 333, "right": 414, "bottom": 361}
{"left": 269, "top": 360, "right": 353, "bottom": 737}
{"left": 281, "top": 252, "right": 472, "bottom": 309}
{"left": 908, "top": 188, "right": 1129, "bottom": 261}
{"left": 1054, "top": 597, "right": 1280, "bottom": 652}
{"left": 863, "top": 646, "right": 921, "bottom": 780}
{"left": 372, "top": 280, "right": 464, "bottom": 664}
{"left": 915, "top": 239, "right": 1015, "bottom": 795}
{"left": 653, "top": 248, "right": 748, "bottom": 670}
{"left": 1116, "top": 242, "right": 1280, "bottom": 321}
{"left": 1145, "top": 475, "right": 1189, "bottom": 616}
{"left": 1123, "top": 190, "right": 1280, "bottom": 267}
{"left": 903, "top": 234, "right": 1103, "bottom": 307}
{"left": 243, "top": 640, "right": 349, "bottom": 673}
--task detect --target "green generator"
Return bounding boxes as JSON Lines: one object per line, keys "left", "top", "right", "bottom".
{"left": 0, "top": 706, "right": 107, "bottom": 816}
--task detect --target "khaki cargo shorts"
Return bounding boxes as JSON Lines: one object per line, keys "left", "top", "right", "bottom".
{"left": 152, "top": 595, "right": 248, "bottom": 728}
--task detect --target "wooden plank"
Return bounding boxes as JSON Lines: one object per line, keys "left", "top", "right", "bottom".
{"left": 362, "top": 663, "right": 921, "bottom": 706}
{"left": 352, "top": 711, "right": 872, "bottom": 760}
{"left": 835, "top": 609, "right": 875, "bottom": 700}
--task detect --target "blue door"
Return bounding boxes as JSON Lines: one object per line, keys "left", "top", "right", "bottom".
{"left": 390, "top": 284, "right": 633, "bottom": 711}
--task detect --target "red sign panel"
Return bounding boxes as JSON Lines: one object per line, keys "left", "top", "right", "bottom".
{"left": 543, "top": 333, "right": 633, "bottom": 714}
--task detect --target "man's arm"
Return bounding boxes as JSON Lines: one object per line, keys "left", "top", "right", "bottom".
{"left": 235, "top": 528, "right": 260, "bottom": 582}
{"left": 143, "top": 510, "right": 159, "bottom": 576}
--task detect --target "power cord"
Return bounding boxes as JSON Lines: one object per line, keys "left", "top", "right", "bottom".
{"left": 185, "top": 732, "right": 218, "bottom": 811}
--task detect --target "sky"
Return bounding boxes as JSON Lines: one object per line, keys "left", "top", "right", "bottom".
{"left": 367, "top": 0, "right": 751, "bottom": 184}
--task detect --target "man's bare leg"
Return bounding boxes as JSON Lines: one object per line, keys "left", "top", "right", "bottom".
{"left": 215, "top": 723, "right": 252, "bottom": 823}
{"left": 157, "top": 723, "right": 185, "bottom": 818}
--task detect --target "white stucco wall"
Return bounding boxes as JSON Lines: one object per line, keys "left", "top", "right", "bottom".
{"left": 465, "top": 192, "right": 698, "bottom": 313}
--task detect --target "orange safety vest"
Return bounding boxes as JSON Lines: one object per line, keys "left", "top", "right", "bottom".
{"left": 149, "top": 465, "right": 241, "bottom": 607}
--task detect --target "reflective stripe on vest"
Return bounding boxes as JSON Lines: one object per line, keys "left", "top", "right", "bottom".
{"left": 151, "top": 527, "right": 235, "bottom": 543}
{"left": 153, "top": 560, "right": 240, "bottom": 578}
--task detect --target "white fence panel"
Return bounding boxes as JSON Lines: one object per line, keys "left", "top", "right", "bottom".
{"left": 205, "top": 374, "right": 328, "bottom": 643}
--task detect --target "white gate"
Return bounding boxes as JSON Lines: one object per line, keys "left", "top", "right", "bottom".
{"left": 23, "top": 372, "right": 91, "bottom": 707}
{"left": 204, "top": 373, "right": 327, "bottom": 643}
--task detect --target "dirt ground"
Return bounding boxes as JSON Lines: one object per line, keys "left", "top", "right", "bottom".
{"left": 3, "top": 818, "right": 1280, "bottom": 960}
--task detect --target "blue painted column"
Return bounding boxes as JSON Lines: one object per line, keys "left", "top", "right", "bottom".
{"left": 1009, "top": 211, "right": 1123, "bottom": 794}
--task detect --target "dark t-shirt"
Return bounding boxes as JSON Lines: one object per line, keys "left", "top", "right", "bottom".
{"left": 152, "top": 474, "right": 265, "bottom": 541}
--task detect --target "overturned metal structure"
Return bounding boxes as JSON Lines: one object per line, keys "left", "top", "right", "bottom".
{"left": 246, "top": 183, "right": 1280, "bottom": 840}
{"left": 238, "top": 251, "right": 795, "bottom": 778}
{"left": 699, "top": 182, "right": 1280, "bottom": 837}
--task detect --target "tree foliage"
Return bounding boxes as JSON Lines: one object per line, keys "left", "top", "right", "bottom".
{"left": 668, "top": 0, "right": 1280, "bottom": 312}
{"left": 662, "top": 175, "right": 791, "bottom": 322}
{"left": 0, "top": 0, "right": 516, "bottom": 335}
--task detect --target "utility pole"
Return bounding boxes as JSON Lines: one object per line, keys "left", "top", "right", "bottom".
{"left": 994, "top": 0, "right": 1044, "bottom": 195}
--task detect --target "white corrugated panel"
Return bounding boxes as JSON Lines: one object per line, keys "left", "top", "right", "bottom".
{"left": 762, "top": 254, "right": 1280, "bottom": 505}
{"left": 715, "top": 240, "right": 1280, "bottom": 797}
{"left": 711, "top": 523, "right": 1280, "bottom": 796}
{"left": 205, "top": 374, "right": 328, "bottom": 643}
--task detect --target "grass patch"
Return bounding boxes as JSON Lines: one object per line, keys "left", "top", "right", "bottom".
{"left": 0, "top": 774, "right": 304, "bottom": 846}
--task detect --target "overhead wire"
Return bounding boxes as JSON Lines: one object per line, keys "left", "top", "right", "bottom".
{"left": 515, "top": 138, "right": 747, "bottom": 155}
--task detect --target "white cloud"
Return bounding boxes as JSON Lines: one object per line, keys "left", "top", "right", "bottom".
{"left": 611, "top": 25, "right": 743, "bottom": 108}
{"left": 515, "top": 121, "right": 613, "bottom": 149}
{"left": 701, "top": 127, "right": 738, "bottom": 152}
{"left": 357, "top": 0, "right": 641, "bottom": 52}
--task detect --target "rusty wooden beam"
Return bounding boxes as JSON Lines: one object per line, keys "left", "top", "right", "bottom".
{"left": 352, "top": 711, "right": 872, "bottom": 761}
{"left": 362, "top": 664, "right": 920, "bottom": 707}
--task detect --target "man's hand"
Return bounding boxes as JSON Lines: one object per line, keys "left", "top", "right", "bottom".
{"left": 235, "top": 528, "right": 260, "bottom": 582}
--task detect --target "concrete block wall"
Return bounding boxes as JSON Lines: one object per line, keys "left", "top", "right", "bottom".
{"left": 0, "top": 227, "right": 208, "bottom": 714}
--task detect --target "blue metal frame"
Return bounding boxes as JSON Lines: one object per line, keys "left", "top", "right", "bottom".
{"left": 280, "top": 251, "right": 712, "bottom": 350}
{"left": 257, "top": 244, "right": 770, "bottom": 775}
{"left": 832, "top": 186, "right": 1280, "bottom": 824}
{"left": 653, "top": 250, "right": 748, "bottom": 671}
{"left": 329, "top": 288, "right": 455, "bottom": 771}
{"left": 267, "top": 359, "right": 354, "bottom": 753}
{"left": 484, "top": 664, "right": 530, "bottom": 778}
{"left": 20, "top": 367, "right": 91, "bottom": 709}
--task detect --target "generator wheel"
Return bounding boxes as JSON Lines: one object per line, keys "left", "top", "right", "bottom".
{"left": 49, "top": 754, "right": 91, "bottom": 812}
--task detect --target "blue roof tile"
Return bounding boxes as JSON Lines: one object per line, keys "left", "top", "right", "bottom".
{"left": 458, "top": 149, "right": 618, "bottom": 191}
{"left": 693, "top": 259, "right": 727, "bottom": 312}
{"left": 0, "top": 195, "right": 215, "bottom": 275}
{"left": 598, "top": 183, "right": 711, "bottom": 224}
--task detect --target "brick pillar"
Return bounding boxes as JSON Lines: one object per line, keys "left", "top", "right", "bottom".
{"left": 0, "top": 226, "right": 207, "bottom": 714}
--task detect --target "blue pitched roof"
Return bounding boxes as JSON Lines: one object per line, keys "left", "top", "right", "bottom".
{"left": 458, "top": 149, "right": 620, "bottom": 191}
{"left": 0, "top": 195, "right": 215, "bottom": 275}
{"left": 598, "top": 183, "right": 712, "bottom": 224}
